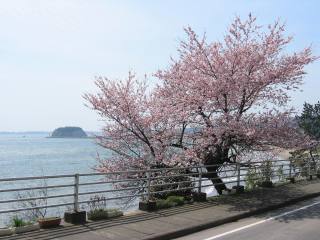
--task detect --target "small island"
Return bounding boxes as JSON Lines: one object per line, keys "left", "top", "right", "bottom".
{"left": 50, "top": 127, "right": 88, "bottom": 138}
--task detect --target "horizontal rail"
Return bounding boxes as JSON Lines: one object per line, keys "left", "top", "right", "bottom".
{"left": 0, "top": 160, "right": 296, "bottom": 182}
{"left": 0, "top": 183, "right": 75, "bottom": 193}
{"left": 0, "top": 174, "right": 76, "bottom": 182}
{"left": 150, "top": 172, "right": 198, "bottom": 180}
{"left": 0, "top": 202, "right": 74, "bottom": 214}
{"left": 78, "top": 185, "right": 144, "bottom": 196}
{"left": 0, "top": 159, "right": 317, "bottom": 218}
{"left": 0, "top": 193, "right": 74, "bottom": 204}
{"left": 150, "top": 186, "right": 196, "bottom": 195}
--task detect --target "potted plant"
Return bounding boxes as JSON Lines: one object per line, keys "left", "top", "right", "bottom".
{"left": 85, "top": 194, "right": 123, "bottom": 221}
{"left": 38, "top": 217, "right": 61, "bottom": 228}
{"left": 10, "top": 216, "right": 40, "bottom": 234}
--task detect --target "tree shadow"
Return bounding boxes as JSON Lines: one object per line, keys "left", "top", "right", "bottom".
{"left": 208, "top": 179, "right": 320, "bottom": 224}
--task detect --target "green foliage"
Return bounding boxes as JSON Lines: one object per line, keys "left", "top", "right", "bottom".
{"left": 245, "top": 160, "right": 275, "bottom": 190}
{"left": 245, "top": 167, "right": 261, "bottom": 190}
{"left": 86, "top": 194, "right": 123, "bottom": 221}
{"left": 260, "top": 160, "right": 274, "bottom": 181}
{"left": 166, "top": 196, "right": 185, "bottom": 205}
{"left": 276, "top": 165, "right": 285, "bottom": 182}
{"left": 10, "top": 216, "right": 32, "bottom": 227}
{"left": 156, "top": 196, "right": 185, "bottom": 209}
{"left": 292, "top": 102, "right": 320, "bottom": 174}
{"left": 289, "top": 150, "right": 312, "bottom": 177}
{"left": 88, "top": 208, "right": 123, "bottom": 221}
{"left": 298, "top": 101, "right": 320, "bottom": 140}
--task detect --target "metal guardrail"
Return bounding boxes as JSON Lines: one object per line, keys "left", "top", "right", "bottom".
{"left": 0, "top": 158, "right": 318, "bottom": 217}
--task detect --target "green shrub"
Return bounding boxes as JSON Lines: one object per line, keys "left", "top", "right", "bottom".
{"left": 166, "top": 196, "right": 184, "bottom": 206}
{"left": 88, "top": 208, "right": 123, "bottom": 221}
{"left": 10, "top": 216, "right": 32, "bottom": 227}
{"left": 156, "top": 196, "right": 185, "bottom": 209}
{"left": 245, "top": 167, "right": 261, "bottom": 190}
{"left": 156, "top": 199, "right": 171, "bottom": 209}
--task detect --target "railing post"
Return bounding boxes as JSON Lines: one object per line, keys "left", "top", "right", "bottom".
{"left": 316, "top": 158, "right": 319, "bottom": 177}
{"left": 289, "top": 159, "right": 292, "bottom": 178}
{"left": 308, "top": 158, "right": 312, "bottom": 180}
{"left": 74, "top": 173, "right": 79, "bottom": 212}
{"left": 146, "top": 169, "right": 151, "bottom": 202}
{"left": 198, "top": 167, "right": 202, "bottom": 193}
{"left": 236, "top": 162, "right": 241, "bottom": 187}
{"left": 288, "top": 159, "right": 295, "bottom": 183}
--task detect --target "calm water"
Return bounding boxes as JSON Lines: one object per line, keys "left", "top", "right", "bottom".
{"left": 0, "top": 132, "right": 107, "bottom": 178}
{"left": 0, "top": 132, "right": 115, "bottom": 225}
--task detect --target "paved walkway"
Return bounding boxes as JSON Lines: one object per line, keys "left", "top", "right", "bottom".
{"left": 2, "top": 179, "right": 320, "bottom": 240}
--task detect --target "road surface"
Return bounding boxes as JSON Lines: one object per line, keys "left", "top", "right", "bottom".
{"left": 175, "top": 196, "right": 320, "bottom": 240}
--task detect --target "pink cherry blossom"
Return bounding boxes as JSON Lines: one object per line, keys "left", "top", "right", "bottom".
{"left": 85, "top": 15, "right": 317, "bottom": 194}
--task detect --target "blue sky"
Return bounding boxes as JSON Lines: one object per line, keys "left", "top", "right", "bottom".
{"left": 0, "top": 0, "right": 319, "bottom": 131}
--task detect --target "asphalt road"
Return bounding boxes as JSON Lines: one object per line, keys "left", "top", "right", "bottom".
{"left": 175, "top": 196, "right": 320, "bottom": 240}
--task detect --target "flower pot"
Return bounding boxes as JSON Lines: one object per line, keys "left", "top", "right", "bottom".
{"left": 14, "top": 224, "right": 40, "bottom": 234}
{"left": 192, "top": 192, "right": 207, "bottom": 202}
{"left": 260, "top": 181, "right": 273, "bottom": 188}
{"left": 232, "top": 185, "right": 245, "bottom": 193}
{"left": 286, "top": 177, "right": 295, "bottom": 183}
{"left": 64, "top": 211, "right": 86, "bottom": 224}
{"left": 139, "top": 200, "right": 157, "bottom": 211}
{"left": 0, "top": 228, "right": 14, "bottom": 237}
{"left": 38, "top": 217, "right": 61, "bottom": 228}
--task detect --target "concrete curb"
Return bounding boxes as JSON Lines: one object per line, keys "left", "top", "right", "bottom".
{"left": 142, "top": 191, "right": 320, "bottom": 240}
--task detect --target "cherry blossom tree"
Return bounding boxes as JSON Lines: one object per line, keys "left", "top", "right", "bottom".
{"left": 85, "top": 15, "right": 317, "bottom": 194}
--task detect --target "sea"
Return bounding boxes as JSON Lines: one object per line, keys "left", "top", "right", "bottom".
{"left": 0, "top": 132, "right": 113, "bottom": 226}
{"left": 0, "top": 132, "right": 106, "bottom": 178}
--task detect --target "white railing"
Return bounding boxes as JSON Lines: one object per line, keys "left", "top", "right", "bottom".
{"left": 0, "top": 158, "right": 318, "bottom": 222}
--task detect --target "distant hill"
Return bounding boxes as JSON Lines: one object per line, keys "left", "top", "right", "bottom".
{"left": 50, "top": 127, "right": 88, "bottom": 138}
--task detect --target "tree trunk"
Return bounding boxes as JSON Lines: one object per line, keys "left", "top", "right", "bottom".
{"left": 203, "top": 147, "right": 229, "bottom": 195}
{"left": 205, "top": 165, "right": 227, "bottom": 195}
